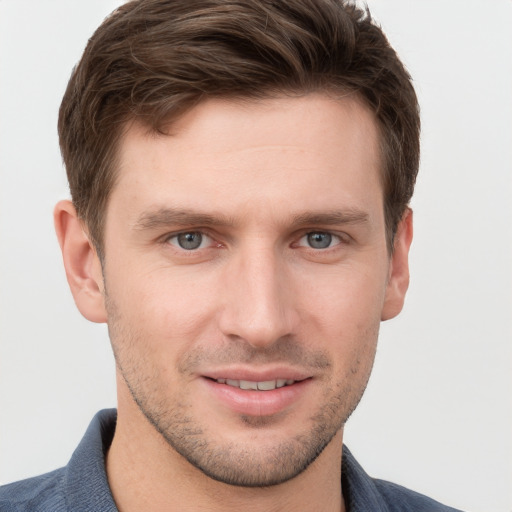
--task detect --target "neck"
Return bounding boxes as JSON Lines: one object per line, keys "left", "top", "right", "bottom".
{"left": 106, "top": 396, "right": 346, "bottom": 512}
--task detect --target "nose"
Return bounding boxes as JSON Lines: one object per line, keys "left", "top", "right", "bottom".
{"left": 218, "top": 246, "right": 298, "bottom": 349}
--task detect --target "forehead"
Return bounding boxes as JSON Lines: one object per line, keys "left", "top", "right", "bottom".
{"left": 110, "top": 93, "right": 382, "bottom": 224}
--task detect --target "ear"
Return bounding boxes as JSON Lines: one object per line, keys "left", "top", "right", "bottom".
{"left": 381, "top": 208, "right": 413, "bottom": 321}
{"left": 54, "top": 200, "right": 107, "bottom": 323}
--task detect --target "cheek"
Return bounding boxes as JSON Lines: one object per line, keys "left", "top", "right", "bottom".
{"left": 110, "top": 259, "right": 216, "bottom": 316}
{"left": 296, "top": 265, "right": 388, "bottom": 326}
{"left": 294, "top": 267, "right": 383, "bottom": 373}
{"left": 111, "top": 270, "right": 221, "bottom": 359}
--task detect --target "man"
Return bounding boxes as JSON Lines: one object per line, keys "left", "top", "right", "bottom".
{"left": 0, "top": 0, "right": 464, "bottom": 511}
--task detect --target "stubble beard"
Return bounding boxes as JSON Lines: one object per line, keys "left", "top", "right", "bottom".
{"left": 121, "top": 372, "right": 365, "bottom": 488}
{"left": 106, "top": 296, "right": 376, "bottom": 488}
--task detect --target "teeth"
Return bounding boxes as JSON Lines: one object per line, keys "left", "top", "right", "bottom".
{"left": 257, "top": 380, "right": 277, "bottom": 391}
{"left": 216, "top": 378, "right": 296, "bottom": 390}
{"left": 276, "top": 379, "right": 287, "bottom": 388}
{"left": 240, "top": 380, "right": 258, "bottom": 390}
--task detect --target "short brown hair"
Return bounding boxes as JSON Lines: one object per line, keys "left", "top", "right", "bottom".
{"left": 58, "top": 0, "right": 420, "bottom": 254}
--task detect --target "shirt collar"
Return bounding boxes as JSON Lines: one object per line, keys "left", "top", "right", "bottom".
{"left": 64, "top": 409, "right": 118, "bottom": 512}
{"left": 342, "top": 445, "right": 390, "bottom": 512}
{"left": 63, "top": 409, "right": 388, "bottom": 512}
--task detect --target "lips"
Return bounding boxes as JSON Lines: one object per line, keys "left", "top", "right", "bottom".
{"left": 202, "top": 372, "right": 312, "bottom": 417}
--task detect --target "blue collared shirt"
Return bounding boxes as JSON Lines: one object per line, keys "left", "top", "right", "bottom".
{"left": 0, "top": 409, "right": 463, "bottom": 511}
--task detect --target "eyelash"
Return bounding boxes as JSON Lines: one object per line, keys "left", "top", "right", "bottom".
{"left": 165, "top": 231, "right": 217, "bottom": 251}
{"left": 164, "top": 230, "right": 349, "bottom": 252}
{"left": 296, "top": 232, "right": 346, "bottom": 250}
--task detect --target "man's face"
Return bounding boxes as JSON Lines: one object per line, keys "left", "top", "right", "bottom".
{"left": 100, "top": 94, "right": 402, "bottom": 486}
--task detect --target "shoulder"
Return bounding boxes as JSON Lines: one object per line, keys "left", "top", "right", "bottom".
{"left": 342, "top": 446, "right": 465, "bottom": 512}
{"left": 0, "top": 468, "right": 67, "bottom": 512}
{"left": 372, "top": 478, "right": 464, "bottom": 512}
{"left": 0, "top": 410, "right": 118, "bottom": 512}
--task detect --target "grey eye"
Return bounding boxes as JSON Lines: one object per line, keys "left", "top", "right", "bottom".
{"left": 176, "top": 232, "right": 203, "bottom": 250}
{"left": 307, "top": 232, "right": 332, "bottom": 249}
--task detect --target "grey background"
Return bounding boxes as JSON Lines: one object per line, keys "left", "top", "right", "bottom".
{"left": 1, "top": 1, "right": 511, "bottom": 511}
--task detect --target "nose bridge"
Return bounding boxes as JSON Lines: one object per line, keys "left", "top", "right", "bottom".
{"left": 219, "top": 241, "right": 295, "bottom": 347}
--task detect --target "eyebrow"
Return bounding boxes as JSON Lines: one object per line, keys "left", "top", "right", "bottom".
{"left": 133, "top": 207, "right": 369, "bottom": 231}
{"left": 133, "top": 208, "right": 236, "bottom": 231}
{"left": 290, "top": 210, "right": 369, "bottom": 227}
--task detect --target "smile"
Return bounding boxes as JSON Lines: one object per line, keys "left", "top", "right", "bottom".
{"left": 215, "top": 378, "right": 296, "bottom": 390}
{"left": 204, "top": 375, "right": 312, "bottom": 416}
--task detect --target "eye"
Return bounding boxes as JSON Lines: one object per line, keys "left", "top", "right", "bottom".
{"left": 167, "top": 231, "right": 210, "bottom": 250}
{"left": 298, "top": 232, "right": 341, "bottom": 249}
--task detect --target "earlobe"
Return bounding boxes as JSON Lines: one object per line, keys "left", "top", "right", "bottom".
{"left": 381, "top": 208, "right": 414, "bottom": 321}
{"left": 54, "top": 200, "right": 107, "bottom": 323}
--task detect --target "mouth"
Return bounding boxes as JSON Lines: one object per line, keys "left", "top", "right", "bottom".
{"left": 203, "top": 374, "right": 312, "bottom": 416}
{"left": 214, "top": 378, "right": 298, "bottom": 391}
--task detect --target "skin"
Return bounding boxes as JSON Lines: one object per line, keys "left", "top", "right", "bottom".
{"left": 55, "top": 93, "right": 413, "bottom": 512}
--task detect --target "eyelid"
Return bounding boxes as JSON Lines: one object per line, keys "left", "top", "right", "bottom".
{"left": 162, "top": 229, "right": 215, "bottom": 249}
{"left": 160, "top": 228, "right": 350, "bottom": 250}
{"left": 294, "top": 230, "right": 350, "bottom": 249}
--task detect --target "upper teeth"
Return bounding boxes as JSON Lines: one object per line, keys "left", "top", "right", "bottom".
{"left": 216, "top": 378, "right": 295, "bottom": 390}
